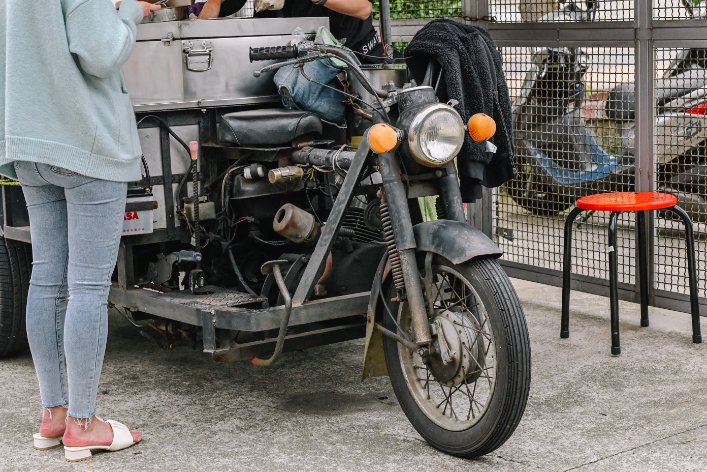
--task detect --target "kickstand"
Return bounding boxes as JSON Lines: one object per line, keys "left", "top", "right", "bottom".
{"left": 251, "top": 260, "right": 292, "bottom": 367}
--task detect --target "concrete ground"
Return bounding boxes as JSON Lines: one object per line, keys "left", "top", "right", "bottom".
{"left": 0, "top": 279, "right": 705, "bottom": 472}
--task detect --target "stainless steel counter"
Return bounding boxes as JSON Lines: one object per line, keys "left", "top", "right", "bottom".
{"left": 125, "top": 17, "right": 328, "bottom": 112}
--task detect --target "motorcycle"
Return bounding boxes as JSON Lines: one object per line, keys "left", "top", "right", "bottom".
{"left": 508, "top": 0, "right": 707, "bottom": 221}
{"left": 0, "top": 20, "right": 530, "bottom": 458}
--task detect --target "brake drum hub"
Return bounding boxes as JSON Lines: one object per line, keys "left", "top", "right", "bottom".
{"left": 427, "top": 310, "right": 485, "bottom": 387}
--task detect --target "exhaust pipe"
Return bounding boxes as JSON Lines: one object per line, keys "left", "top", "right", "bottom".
{"left": 273, "top": 204, "right": 320, "bottom": 245}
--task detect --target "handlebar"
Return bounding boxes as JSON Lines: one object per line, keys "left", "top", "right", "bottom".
{"left": 560, "top": 0, "right": 597, "bottom": 11}
{"left": 557, "top": 0, "right": 597, "bottom": 21}
{"left": 292, "top": 147, "right": 357, "bottom": 170}
{"left": 249, "top": 45, "right": 300, "bottom": 62}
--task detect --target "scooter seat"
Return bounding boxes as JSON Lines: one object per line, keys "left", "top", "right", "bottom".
{"left": 218, "top": 109, "right": 323, "bottom": 147}
{"left": 606, "top": 70, "right": 707, "bottom": 122}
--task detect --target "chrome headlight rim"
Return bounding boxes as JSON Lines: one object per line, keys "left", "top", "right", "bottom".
{"left": 407, "top": 103, "right": 465, "bottom": 168}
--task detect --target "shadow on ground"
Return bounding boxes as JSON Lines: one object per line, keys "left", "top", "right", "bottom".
{"left": 0, "top": 279, "right": 705, "bottom": 471}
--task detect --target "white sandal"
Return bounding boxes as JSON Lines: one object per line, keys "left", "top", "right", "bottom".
{"left": 64, "top": 420, "right": 138, "bottom": 462}
{"left": 33, "top": 433, "right": 62, "bottom": 450}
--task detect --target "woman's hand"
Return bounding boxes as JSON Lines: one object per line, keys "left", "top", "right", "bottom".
{"left": 138, "top": 1, "right": 162, "bottom": 18}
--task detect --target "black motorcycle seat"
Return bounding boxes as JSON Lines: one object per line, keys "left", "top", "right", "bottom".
{"left": 606, "top": 70, "right": 707, "bottom": 122}
{"left": 218, "top": 109, "right": 323, "bottom": 147}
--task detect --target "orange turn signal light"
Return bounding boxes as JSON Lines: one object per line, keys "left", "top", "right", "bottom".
{"left": 467, "top": 113, "right": 496, "bottom": 143}
{"left": 368, "top": 124, "right": 402, "bottom": 154}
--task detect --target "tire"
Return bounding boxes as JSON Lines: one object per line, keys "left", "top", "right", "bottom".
{"left": 0, "top": 237, "right": 32, "bottom": 358}
{"left": 506, "top": 179, "right": 571, "bottom": 216}
{"left": 382, "top": 256, "right": 531, "bottom": 458}
{"left": 506, "top": 154, "right": 573, "bottom": 216}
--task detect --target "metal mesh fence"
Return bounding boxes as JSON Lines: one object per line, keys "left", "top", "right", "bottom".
{"left": 653, "top": 48, "right": 707, "bottom": 298}
{"left": 376, "top": 1, "right": 707, "bottom": 311}
{"left": 488, "top": 0, "right": 634, "bottom": 22}
{"left": 484, "top": 0, "right": 699, "bottom": 22}
{"left": 654, "top": 0, "right": 700, "bottom": 20}
{"left": 496, "top": 46, "right": 636, "bottom": 284}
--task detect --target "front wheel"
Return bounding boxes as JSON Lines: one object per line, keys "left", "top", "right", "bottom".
{"left": 506, "top": 153, "right": 573, "bottom": 216}
{"left": 382, "top": 256, "right": 531, "bottom": 458}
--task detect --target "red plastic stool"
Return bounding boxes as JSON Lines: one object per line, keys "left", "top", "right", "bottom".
{"left": 561, "top": 192, "right": 703, "bottom": 355}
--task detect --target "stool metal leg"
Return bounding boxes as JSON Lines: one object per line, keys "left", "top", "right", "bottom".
{"left": 561, "top": 207, "right": 584, "bottom": 339}
{"left": 669, "top": 205, "right": 702, "bottom": 344}
{"left": 636, "top": 211, "right": 650, "bottom": 327}
{"left": 608, "top": 212, "right": 621, "bottom": 355}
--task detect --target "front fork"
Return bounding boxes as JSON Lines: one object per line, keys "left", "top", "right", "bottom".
{"left": 377, "top": 154, "right": 466, "bottom": 347}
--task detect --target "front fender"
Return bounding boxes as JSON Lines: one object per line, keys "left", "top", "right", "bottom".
{"left": 413, "top": 220, "right": 502, "bottom": 265}
{"left": 362, "top": 220, "right": 501, "bottom": 379}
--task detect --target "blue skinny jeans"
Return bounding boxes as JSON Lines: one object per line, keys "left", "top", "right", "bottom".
{"left": 15, "top": 161, "right": 126, "bottom": 420}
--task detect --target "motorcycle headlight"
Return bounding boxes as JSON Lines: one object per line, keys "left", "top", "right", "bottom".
{"left": 407, "top": 104, "right": 465, "bottom": 168}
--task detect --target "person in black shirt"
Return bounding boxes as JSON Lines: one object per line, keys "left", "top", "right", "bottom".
{"left": 198, "top": 0, "right": 386, "bottom": 63}
{"left": 196, "top": 0, "right": 245, "bottom": 18}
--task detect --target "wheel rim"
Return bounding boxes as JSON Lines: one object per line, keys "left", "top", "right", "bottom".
{"left": 397, "top": 264, "right": 497, "bottom": 432}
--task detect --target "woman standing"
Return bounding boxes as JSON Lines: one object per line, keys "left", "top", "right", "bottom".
{"left": 0, "top": 0, "right": 159, "bottom": 462}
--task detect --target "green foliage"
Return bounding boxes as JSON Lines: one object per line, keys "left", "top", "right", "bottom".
{"left": 393, "top": 40, "right": 409, "bottom": 51}
{"left": 373, "top": 0, "right": 462, "bottom": 20}
{"left": 419, "top": 197, "right": 438, "bottom": 221}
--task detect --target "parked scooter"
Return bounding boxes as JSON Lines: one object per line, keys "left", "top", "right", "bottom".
{"left": 509, "top": 0, "right": 707, "bottom": 221}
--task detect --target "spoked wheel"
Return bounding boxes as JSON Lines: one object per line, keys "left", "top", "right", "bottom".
{"left": 382, "top": 256, "right": 531, "bottom": 458}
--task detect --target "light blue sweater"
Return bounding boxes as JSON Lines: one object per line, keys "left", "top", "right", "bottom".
{"left": 0, "top": 0, "right": 144, "bottom": 182}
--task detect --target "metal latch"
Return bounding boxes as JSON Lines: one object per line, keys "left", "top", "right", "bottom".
{"left": 183, "top": 41, "right": 213, "bottom": 72}
{"left": 161, "top": 33, "right": 174, "bottom": 46}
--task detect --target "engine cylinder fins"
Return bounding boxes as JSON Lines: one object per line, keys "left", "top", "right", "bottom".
{"left": 341, "top": 206, "right": 384, "bottom": 244}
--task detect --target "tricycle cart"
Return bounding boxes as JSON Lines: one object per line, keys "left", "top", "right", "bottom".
{"left": 0, "top": 12, "right": 530, "bottom": 458}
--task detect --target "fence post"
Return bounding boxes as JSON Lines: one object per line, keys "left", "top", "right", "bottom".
{"left": 635, "top": 0, "right": 656, "bottom": 305}
{"left": 462, "top": 0, "right": 493, "bottom": 22}
{"left": 462, "top": 0, "right": 478, "bottom": 19}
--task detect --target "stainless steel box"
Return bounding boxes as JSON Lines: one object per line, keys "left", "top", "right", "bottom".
{"left": 123, "top": 17, "right": 327, "bottom": 112}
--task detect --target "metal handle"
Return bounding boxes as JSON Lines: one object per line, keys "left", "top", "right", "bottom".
{"left": 183, "top": 41, "right": 213, "bottom": 72}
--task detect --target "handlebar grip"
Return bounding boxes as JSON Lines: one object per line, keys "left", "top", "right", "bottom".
{"left": 249, "top": 45, "right": 299, "bottom": 62}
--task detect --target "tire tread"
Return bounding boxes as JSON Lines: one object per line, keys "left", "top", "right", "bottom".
{"left": 470, "top": 257, "right": 531, "bottom": 456}
{"left": 0, "top": 238, "right": 31, "bottom": 358}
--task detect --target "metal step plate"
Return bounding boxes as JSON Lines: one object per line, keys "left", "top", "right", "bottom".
{"left": 164, "top": 287, "right": 266, "bottom": 312}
